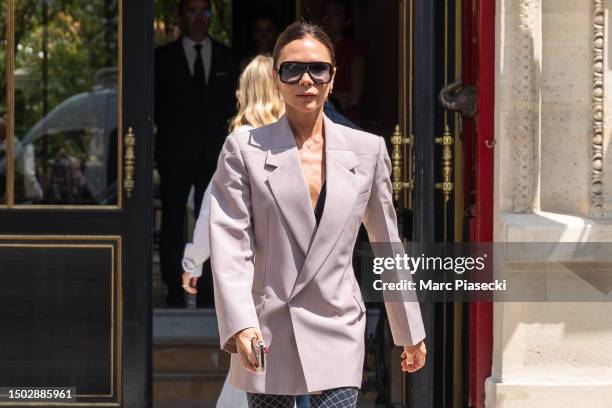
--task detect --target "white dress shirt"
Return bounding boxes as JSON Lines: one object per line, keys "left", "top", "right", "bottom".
{"left": 182, "top": 125, "right": 254, "bottom": 277}
{"left": 182, "top": 35, "right": 212, "bottom": 84}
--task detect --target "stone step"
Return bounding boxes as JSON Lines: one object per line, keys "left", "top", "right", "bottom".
{"left": 154, "top": 340, "right": 230, "bottom": 373}
{"left": 152, "top": 308, "right": 384, "bottom": 405}
{"left": 154, "top": 371, "right": 226, "bottom": 402}
{"left": 153, "top": 308, "right": 220, "bottom": 342}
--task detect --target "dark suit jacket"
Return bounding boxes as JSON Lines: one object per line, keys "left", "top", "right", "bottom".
{"left": 154, "top": 37, "right": 237, "bottom": 167}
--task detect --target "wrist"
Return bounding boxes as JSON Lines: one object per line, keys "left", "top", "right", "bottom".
{"left": 234, "top": 327, "right": 256, "bottom": 340}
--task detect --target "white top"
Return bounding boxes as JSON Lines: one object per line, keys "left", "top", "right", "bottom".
{"left": 182, "top": 35, "right": 212, "bottom": 84}
{"left": 182, "top": 125, "right": 254, "bottom": 277}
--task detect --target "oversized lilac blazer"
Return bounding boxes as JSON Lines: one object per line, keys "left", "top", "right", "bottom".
{"left": 208, "top": 114, "right": 426, "bottom": 395}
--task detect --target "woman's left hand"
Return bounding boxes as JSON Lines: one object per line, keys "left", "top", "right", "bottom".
{"left": 401, "top": 340, "right": 426, "bottom": 373}
{"left": 181, "top": 271, "right": 199, "bottom": 295}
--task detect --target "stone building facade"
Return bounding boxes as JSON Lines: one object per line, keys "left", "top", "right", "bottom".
{"left": 488, "top": 0, "right": 612, "bottom": 406}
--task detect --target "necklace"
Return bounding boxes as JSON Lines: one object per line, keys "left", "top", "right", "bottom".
{"left": 299, "top": 139, "right": 321, "bottom": 150}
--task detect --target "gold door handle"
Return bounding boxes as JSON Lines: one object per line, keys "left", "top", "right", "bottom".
{"left": 390, "top": 125, "right": 414, "bottom": 203}
{"left": 434, "top": 125, "right": 454, "bottom": 202}
{"left": 123, "top": 126, "right": 135, "bottom": 198}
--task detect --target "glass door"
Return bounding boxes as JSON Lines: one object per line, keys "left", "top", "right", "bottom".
{"left": 0, "top": 0, "right": 153, "bottom": 406}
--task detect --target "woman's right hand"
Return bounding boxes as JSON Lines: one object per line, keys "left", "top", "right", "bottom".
{"left": 234, "top": 327, "right": 264, "bottom": 373}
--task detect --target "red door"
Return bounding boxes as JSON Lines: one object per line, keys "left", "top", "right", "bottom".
{"left": 462, "top": 0, "right": 495, "bottom": 407}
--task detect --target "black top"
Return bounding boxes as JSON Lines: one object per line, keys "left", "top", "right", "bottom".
{"left": 314, "top": 181, "right": 327, "bottom": 226}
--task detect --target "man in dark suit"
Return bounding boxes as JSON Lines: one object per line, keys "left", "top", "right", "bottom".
{"left": 155, "top": 0, "right": 236, "bottom": 307}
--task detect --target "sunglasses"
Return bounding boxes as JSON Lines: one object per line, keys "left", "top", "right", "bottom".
{"left": 277, "top": 61, "right": 334, "bottom": 84}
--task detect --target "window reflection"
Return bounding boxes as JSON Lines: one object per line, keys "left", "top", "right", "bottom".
{"left": 13, "top": 0, "right": 119, "bottom": 205}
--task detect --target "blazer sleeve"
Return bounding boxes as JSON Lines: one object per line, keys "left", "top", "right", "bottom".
{"left": 182, "top": 182, "right": 212, "bottom": 277}
{"left": 362, "top": 136, "right": 426, "bottom": 346}
{"left": 208, "top": 135, "right": 260, "bottom": 353}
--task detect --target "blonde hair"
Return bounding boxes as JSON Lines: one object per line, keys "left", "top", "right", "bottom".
{"left": 229, "top": 55, "right": 285, "bottom": 132}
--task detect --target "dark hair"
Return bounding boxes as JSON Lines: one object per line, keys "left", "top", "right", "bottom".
{"left": 272, "top": 20, "right": 336, "bottom": 68}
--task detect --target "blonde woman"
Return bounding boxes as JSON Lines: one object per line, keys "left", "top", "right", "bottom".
{"left": 182, "top": 54, "right": 284, "bottom": 285}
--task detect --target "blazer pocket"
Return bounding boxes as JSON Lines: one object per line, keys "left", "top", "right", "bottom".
{"left": 352, "top": 290, "right": 366, "bottom": 314}
{"left": 252, "top": 291, "right": 267, "bottom": 316}
{"left": 357, "top": 190, "right": 371, "bottom": 199}
{"left": 355, "top": 191, "right": 371, "bottom": 206}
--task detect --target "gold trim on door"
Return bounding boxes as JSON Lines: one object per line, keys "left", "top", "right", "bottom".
{"left": 2, "top": 0, "right": 15, "bottom": 210}
{"left": 391, "top": 125, "right": 413, "bottom": 203}
{"left": 2, "top": 0, "right": 123, "bottom": 210}
{"left": 391, "top": 0, "right": 415, "bottom": 210}
{"left": 407, "top": 0, "right": 415, "bottom": 210}
{"left": 453, "top": 0, "right": 464, "bottom": 245}
{"left": 0, "top": 235, "right": 122, "bottom": 406}
{"left": 434, "top": 0, "right": 460, "bottom": 243}
{"left": 123, "top": 126, "right": 135, "bottom": 199}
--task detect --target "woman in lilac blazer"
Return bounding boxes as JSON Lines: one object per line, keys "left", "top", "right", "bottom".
{"left": 208, "top": 22, "right": 427, "bottom": 408}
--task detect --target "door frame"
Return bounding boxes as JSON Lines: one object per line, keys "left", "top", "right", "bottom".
{"left": 122, "top": 0, "right": 155, "bottom": 406}
{"left": 405, "top": 0, "right": 470, "bottom": 407}
{"left": 406, "top": 0, "right": 438, "bottom": 406}
{"left": 0, "top": 0, "right": 154, "bottom": 406}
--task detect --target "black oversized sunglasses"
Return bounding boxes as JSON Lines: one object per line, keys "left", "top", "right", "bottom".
{"left": 277, "top": 61, "right": 334, "bottom": 84}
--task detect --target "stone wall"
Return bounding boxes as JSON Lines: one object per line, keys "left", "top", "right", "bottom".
{"left": 490, "top": 0, "right": 612, "bottom": 406}
{"left": 496, "top": 0, "right": 612, "bottom": 218}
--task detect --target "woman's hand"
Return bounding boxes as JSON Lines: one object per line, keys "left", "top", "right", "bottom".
{"left": 234, "top": 327, "right": 264, "bottom": 373}
{"left": 181, "top": 271, "right": 198, "bottom": 295}
{"left": 401, "top": 340, "right": 426, "bottom": 373}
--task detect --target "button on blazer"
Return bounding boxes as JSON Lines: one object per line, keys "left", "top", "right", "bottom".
{"left": 209, "top": 114, "right": 426, "bottom": 395}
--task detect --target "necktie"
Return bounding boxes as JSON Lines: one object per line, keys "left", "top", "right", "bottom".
{"left": 193, "top": 44, "right": 206, "bottom": 101}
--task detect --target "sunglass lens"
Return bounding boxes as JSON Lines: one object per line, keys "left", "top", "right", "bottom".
{"left": 308, "top": 63, "right": 331, "bottom": 83}
{"left": 280, "top": 63, "right": 306, "bottom": 83}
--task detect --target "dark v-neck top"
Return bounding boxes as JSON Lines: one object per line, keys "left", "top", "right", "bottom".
{"left": 314, "top": 181, "right": 327, "bottom": 226}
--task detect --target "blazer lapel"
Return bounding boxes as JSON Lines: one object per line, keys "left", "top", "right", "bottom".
{"left": 265, "top": 116, "right": 317, "bottom": 257}
{"left": 289, "top": 115, "right": 361, "bottom": 301}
